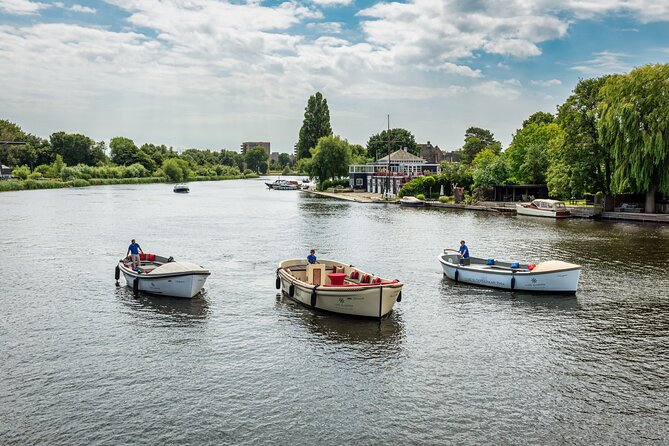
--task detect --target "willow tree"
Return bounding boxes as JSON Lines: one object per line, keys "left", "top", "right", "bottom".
{"left": 598, "top": 64, "right": 669, "bottom": 213}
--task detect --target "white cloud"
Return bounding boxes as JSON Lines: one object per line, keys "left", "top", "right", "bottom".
{"left": 70, "top": 4, "right": 96, "bottom": 13}
{"left": 571, "top": 51, "right": 630, "bottom": 74}
{"left": 307, "top": 21, "right": 343, "bottom": 34}
{"left": 419, "top": 62, "right": 483, "bottom": 78}
{"left": 530, "top": 79, "right": 562, "bottom": 87}
{"left": 0, "top": 0, "right": 47, "bottom": 15}
{"left": 310, "top": 0, "right": 352, "bottom": 6}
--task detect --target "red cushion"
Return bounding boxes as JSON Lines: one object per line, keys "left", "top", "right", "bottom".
{"left": 147, "top": 253, "right": 155, "bottom": 261}
{"left": 362, "top": 274, "right": 370, "bottom": 283}
{"left": 374, "top": 277, "right": 382, "bottom": 284}
{"left": 139, "top": 253, "right": 147, "bottom": 261}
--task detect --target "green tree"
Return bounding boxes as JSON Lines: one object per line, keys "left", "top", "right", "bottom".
{"left": 523, "top": 111, "right": 554, "bottom": 127}
{"left": 162, "top": 158, "right": 189, "bottom": 182}
{"left": 309, "top": 135, "right": 351, "bottom": 184}
{"left": 366, "top": 128, "right": 417, "bottom": 159}
{"left": 12, "top": 165, "right": 30, "bottom": 180}
{"left": 472, "top": 148, "right": 509, "bottom": 194}
{"left": 598, "top": 64, "right": 669, "bottom": 213}
{"left": 278, "top": 153, "right": 292, "bottom": 168}
{"left": 48, "top": 154, "right": 65, "bottom": 178}
{"left": 554, "top": 76, "right": 611, "bottom": 196}
{"left": 460, "top": 127, "right": 501, "bottom": 165}
{"left": 296, "top": 92, "right": 332, "bottom": 159}
{"left": 244, "top": 147, "right": 269, "bottom": 173}
{"left": 506, "top": 120, "right": 563, "bottom": 184}
{"left": 50, "top": 132, "right": 102, "bottom": 166}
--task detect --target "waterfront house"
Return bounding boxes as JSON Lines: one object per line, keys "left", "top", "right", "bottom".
{"left": 349, "top": 149, "right": 441, "bottom": 197}
{"left": 418, "top": 141, "right": 444, "bottom": 164}
{"left": 1, "top": 164, "right": 12, "bottom": 179}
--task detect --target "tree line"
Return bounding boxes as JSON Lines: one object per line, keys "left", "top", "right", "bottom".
{"left": 0, "top": 123, "right": 271, "bottom": 182}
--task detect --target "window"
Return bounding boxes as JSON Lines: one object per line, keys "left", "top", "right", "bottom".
{"left": 356, "top": 178, "right": 363, "bottom": 186}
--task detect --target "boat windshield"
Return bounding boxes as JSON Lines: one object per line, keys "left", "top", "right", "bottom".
{"left": 554, "top": 202, "right": 566, "bottom": 209}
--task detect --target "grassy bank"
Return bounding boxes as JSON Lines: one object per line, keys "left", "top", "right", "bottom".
{"left": 0, "top": 174, "right": 257, "bottom": 193}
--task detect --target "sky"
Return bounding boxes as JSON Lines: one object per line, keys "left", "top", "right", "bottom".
{"left": 1, "top": 0, "right": 668, "bottom": 153}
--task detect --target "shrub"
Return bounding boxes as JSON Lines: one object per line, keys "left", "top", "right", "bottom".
{"left": 70, "top": 179, "right": 90, "bottom": 187}
{"left": 438, "top": 195, "right": 453, "bottom": 203}
{"left": 0, "top": 181, "right": 23, "bottom": 192}
{"left": 35, "top": 164, "right": 51, "bottom": 176}
{"left": 12, "top": 165, "right": 30, "bottom": 180}
{"left": 60, "top": 166, "right": 77, "bottom": 181}
{"left": 125, "top": 163, "right": 149, "bottom": 178}
{"left": 28, "top": 172, "right": 42, "bottom": 180}
{"left": 162, "top": 158, "right": 189, "bottom": 182}
{"left": 416, "top": 193, "right": 426, "bottom": 200}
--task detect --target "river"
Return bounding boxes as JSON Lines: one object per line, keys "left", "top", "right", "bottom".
{"left": 1, "top": 178, "right": 668, "bottom": 445}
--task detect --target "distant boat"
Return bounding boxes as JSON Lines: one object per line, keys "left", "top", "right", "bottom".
{"left": 173, "top": 183, "right": 189, "bottom": 193}
{"left": 516, "top": 199, "right": 570, "bottom": 218}
{"left": 438, "top": 249, "right": 581, "bottom": 294}
{"left": 266, "top": 179, "right": 299, "bottom": 190}
{"left": 399, "top": 196, "right": 425, "bottom": 207}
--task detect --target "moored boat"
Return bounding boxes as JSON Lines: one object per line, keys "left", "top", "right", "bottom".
{"left": 173, "top": 183, "right": 189, "bottom": 193}
{"left": 116, "top": 254, "right": 210, "bottom": 298}
{"left": 438, "top": 249, "right": 581, "bottom": 294}
{"left": 399, "top": 196, "right": 425, "bottom": 207}
{"left": 276, "top": 258, "right": 403, "bottom": 318}
{"left": 516, "top": 199, "right": 570, "bottom": 218}
{"left": 266, "top": 179, "right": 300, "bottom": 190}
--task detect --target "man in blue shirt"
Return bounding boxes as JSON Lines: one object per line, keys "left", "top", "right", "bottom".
{"left": 126, "top": 239, "right": 144, "bottom": 270}
{"left": 459, "top": 240, "right": 470, "bottom": 265}
{"left": 307, "top": 249, "right": 317, "bottom": 264}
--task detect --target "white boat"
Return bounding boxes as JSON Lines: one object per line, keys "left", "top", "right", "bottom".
{"left": 399, "top": 196, "right": 425, "bottom": 207}
{"left": 116, "top": 254, "right": 210, "bottom": 298}
{"left": 266, "top": 179, "right": 299, "bottom": 190}
{"left": 516, "top": 199, "right": 570, "bottom": 218}
{"left": 438, "top": 249, "right": 581, "bottom": 294}
{"left": 276, "top": 258, "right": 403, "bottom": 318}
{"left": 173, "top": 183, "right": 189, "bottom": 193}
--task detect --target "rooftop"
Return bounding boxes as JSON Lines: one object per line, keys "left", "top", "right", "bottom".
{"left": 376, "top": 149, "right": 426, "bottom": 163}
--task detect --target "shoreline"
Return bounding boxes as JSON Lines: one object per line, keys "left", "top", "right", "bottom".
{"left": 303, "top": 190, "right": 669, "bottom": 224}
{"left": 0, "top": 174, "right": 258, "bottom": 193}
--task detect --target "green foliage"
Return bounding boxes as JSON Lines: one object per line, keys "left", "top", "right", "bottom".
{"left": 12, "top": 165, "right": 30, "bottom": 180}
{"left": 278, "top": 153, "right": 292, "bottom": 168}
{"left": 281, "top": 165, "right": 291, "bottom": 175}
{"left": 599, "top": 64, "right": 669, "bottom": 200}
{"left": 70, "top": 179, "right": 90, "bottom": 187}
{"left": 0, "top": 181, "right": 23, "bottom": 192}
{"left": 522, "top": 111, "right": 554, "bottom": 127}
{"left": 506, "top": 120, "right": 563, "bottom": 184}
{"left": 320, "top": 178, "right": 350, "bottom": 190}
{"left": 162, "top": 158, "right": 190, "bottom": 182}
{"left": 460, "top": 127, "right": 501, "bottom": 165}
{"left": 50, "top": 132, "right": 103, "bottom": 166}
{"left": 437, "top": 162, "right": 474, "bottom": 195}
{"left": 309, "top": 135, "right": 351, "bottom": 185}
{"left": 438, "top": 196, "right": 453, "bottom": 203}
{"left": 366, "top": 128, "right": 418, "bottom": 159}
{"left": 472, "top": 150, "right": 509, "bottom": 192}
{"left": 415, "top": 193, "right": 426, "bottom": 200}
{"left": 28, "top": 171, "right": 42, "bottom": 180}
{"left": 244, "top": 147, "right": 269, "bottom": 173}
{"left": 297, "top": 92, "right": 333, "bottom": 159}
{"left": 554, "top": 76, "right": 611, "bottom": 196}
{"left": 49, "top": 154, "right": 65, "bottom": 178}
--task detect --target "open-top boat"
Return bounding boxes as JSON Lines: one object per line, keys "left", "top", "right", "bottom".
{"left": 516, "top": 199, "right": 570, "bottom": 218}
{"left": 276, "top": 258, "right": 403, "bottom": 318}
{"left": 173, "top": 183, "right": 189, "bottom": 193}
{"left": 116, "top": 253, "right": 210, "bottom": 298}
{"left": 399, "top": 196, "right": 425, "bottom": 207}
{"left": 438, "top": 249, "right": 581, "bottom": 294}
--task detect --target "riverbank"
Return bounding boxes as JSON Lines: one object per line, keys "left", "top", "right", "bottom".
{"left": 0, "top": 174, "right": 258, "bottom": 193}
{"left": 304, "top": 190, "right": 669, "bottom": 224}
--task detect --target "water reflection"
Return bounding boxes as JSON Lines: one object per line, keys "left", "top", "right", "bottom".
{"left": 439, "top": 277, "right": 578, "bottom": 311}
{"left": 275, "top": 294, "right": 405, "bottom": 352}
{"left": 116, "top": 287, "right": 210, "bottom": 323}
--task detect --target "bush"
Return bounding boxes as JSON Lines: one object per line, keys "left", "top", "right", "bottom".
{"left": 70, "top": 179, "right": 90, "bottom": 187}
{"left": 125, "top": 163, "right": 149, "bottom": 178}
{"left": 0, "top": 181, "right": 23, "bottom": 192}
{"left": 35, "top": 164, "right": 51, "bottom": 176}
{"left": 416, "top": 194, "right": 426, "bottom": 200}
{"left": 319, "top": 178, "right": 350, "bottom": 191}
{"left": 438, "top": 195, "right": 453, "bottom": 203}
{"left": 12, "top": 165, "right": 30, "bottom": 180}
{"left": 162, "top": 158, "right": 189, "bottom": 182}
{"left": 60, "top": 166, "right": 77, "bottom": 181}
{"left": 28, "top": 172, "right": 42, "bottom": 180}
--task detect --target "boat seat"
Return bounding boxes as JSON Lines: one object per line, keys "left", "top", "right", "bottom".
{"left": 307, "top": 264, "right": 326, "bottom": 285}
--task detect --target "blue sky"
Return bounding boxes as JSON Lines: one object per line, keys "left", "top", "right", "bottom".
{"left": 1, "top": 0, "right": 668, "bottom": 153}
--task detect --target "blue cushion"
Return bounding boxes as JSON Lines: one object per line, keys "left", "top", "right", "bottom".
{"left": 511, "top": 262, "right": 520, "bottom": 268}
{"left": 486, "top": 258, "right": 495, "bottom": 265}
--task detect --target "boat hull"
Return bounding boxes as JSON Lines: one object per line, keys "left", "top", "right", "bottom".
{"left": 438, "top": 255, "right": 580, "bottom": 294}
{"left": 516, "top": 204, "right": 570, "bottom": 218}
{"left": 121, "top": 269, "right": 208, "bottom": 298}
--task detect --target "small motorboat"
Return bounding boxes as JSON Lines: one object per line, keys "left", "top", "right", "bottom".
{"left": 276, "top": 258, "right": 403, "bottom": 318}
{"left": 266, "top": 179, "right": 299, "bottom": 190}
{"left": 173, "top": 183, "right": 189, "bottom": 193}
{"left": 516, "top": 199, "right": 570, "bottom": 218}
{"left": 116, "top": 253, "right": 210, "bottom": 298}
{"left": 399, "top": 196, "right": 425, "bottom": 207}
{"left": 438, "top": 249, "right": 581, "bottom": 294}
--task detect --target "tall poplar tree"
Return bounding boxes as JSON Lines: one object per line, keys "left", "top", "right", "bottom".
{"left": 598, "top": 64, "right": 669, "bottom": 213}
{"left": 296, "top": 92, "right": 332, "bottom": 159}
